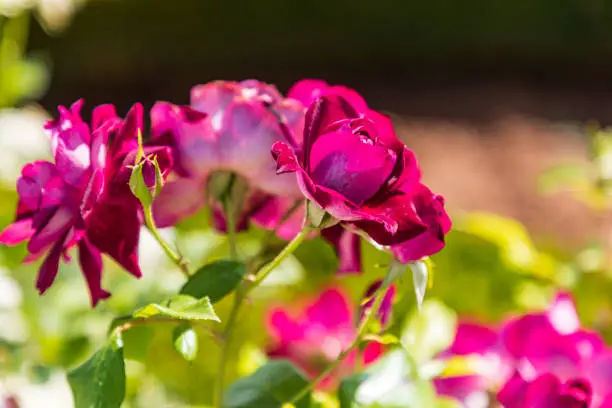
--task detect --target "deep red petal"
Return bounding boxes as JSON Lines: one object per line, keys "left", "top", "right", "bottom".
{"left": 321, "top": 226, "right": 362, "bottom": 275}
{"left": 36, "top": 232, "right": 68, "bottom": 294}
{"left": 86, "top": 198, "right": 142, "bottom": 278}
{"left": 78, "top": 237, "right": 110, "bottom": 307}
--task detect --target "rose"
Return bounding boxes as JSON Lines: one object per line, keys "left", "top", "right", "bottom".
{"left": 0, "top": 100, "right": 172, "bottom": 306}
{"left": 272, "top": 94, "right": 450, "bottom": 262}
{"left": 150, "top": 80, "right": 305, "bottom": 228}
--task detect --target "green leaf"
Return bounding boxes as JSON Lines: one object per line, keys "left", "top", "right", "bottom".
{"left": 173, "top": 323, "right": 198, "bottom": 362}
{"left": 339, "top": 373, "right": 369, "bottom": 408}
{"left": 67, "top": 335, "right": 126, "bottom": 408}
{"left": 223, "top": 360, "right": 312, "bottom": 408}
{"left": 180, "top": 260, "right": 247, "bottom": 303}
{"left": 129, "top": 162, "right": 152, "bottom": 208}
{"left": 134, "top": 295, "right": 220, "bottom": 322}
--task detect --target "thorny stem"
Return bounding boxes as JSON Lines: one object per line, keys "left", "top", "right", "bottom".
{"left": 213, "top": 226, "right": 312, "bottom": 408}
{"left": 287, "top": 288, "right": 387, "bottom": 404}
{"left": 143, "top": 207, "right": 190, "bottom": 277}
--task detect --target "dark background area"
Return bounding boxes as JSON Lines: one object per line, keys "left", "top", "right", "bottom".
{"left": 27, "top": 0, "right": 612, "bottom": 124}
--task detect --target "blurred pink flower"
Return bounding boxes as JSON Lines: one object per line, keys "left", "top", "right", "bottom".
{"left": 498, "top": 373, "right": 593, "bottom": 408}
{"left": 0, "top": 100, "right": 172, "bottom": 306}
{"left": 267, "top": 288, "right": 383, "bottom": 389}
{"left": 435, "top": 293, "right": 612, "bottom": 407}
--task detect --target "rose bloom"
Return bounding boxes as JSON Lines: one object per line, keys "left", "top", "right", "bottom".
{"left": 272, "top": 92, "right": 450, "bottom": 267}
{"left": 435, "top": 293, "right": 612, "bottom": 408}
{"left": 0, "top": 100, "right": 172, "bottom": 306}
{"left": 150, "top": 79, "right": 306, "bottom": 229}
{"left": 266, "top": 288, "right": 383, "bottom": 389}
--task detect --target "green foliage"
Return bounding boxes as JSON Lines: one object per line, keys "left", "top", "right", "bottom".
{"left": 67, "top": 335, "right": 126, "bottom": 408}
{"left": 133, "top": 295, "right": 220, "bottom": 322}
{"left": 181, "top": 260, "right": 247, "bottom": 303}
{"left": 223, "top": 360, "right": 312, "bottom": 408}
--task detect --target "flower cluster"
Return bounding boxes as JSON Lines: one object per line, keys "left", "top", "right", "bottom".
{"left": 0, "top": 79, "right": 450, "bottom": 306}
{"left": 435, "top": 293, "right": 612, "bottom": 407}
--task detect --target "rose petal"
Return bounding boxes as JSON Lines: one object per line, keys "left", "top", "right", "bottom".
{"left": 321, "top": 226, "right": 362, "bottom": 274}
{"left": 16, "top": 161, "right": 59, "bottom": 214}
{"left": 390, "top": 185, "right": 450, "bottom": 261}
{"left": 547, "top": 292, "right": 580, "bottom": 335}
{"left": 151, "top": 101, "right": 217, "bottom": 178}
{"left": 305, "top": 288, "right": 352, "bottom": 331}
{"left": 86, "top": 198, "right": 141, "bottom": 278}
{"left": 107, "top": 103, "right": 142, "bottom": 170}
{"left": 447, "top": 322, "right": 499, "bottom": 356}
{"left": 0, "top": 218, "right": 35, "bottom": 246}
{"left": 190, "top": 81, "right": 241, "bottom": 117}
{"left": 353, "top": 191, "right": 427, "bottom": 246}
{"left": 302, "top": 96, "right": 359, "bottom": 172}
{"left": 35, "top": 232, "right": 68, "bottom": 294}
{"left": 78, "top": 237, "right": 110, "bottom": 307}
{"left": 152, "top": 178, "right": 207, "bottom": 227}
{"left": 268, "top": 308, "right": 304, "bottom": 344}
{"left": 287, "top": 79, "right": 368, "bottom": 112}
{"left": 27, "top": 205, "right": 74, "bottom": 254}
{"left": 309, "top": 127, "right": 396, "bottom": 205}
{"left": 91, "top": 104, "right": 118, "bottom": 130}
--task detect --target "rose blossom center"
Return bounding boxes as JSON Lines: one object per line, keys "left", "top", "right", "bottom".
{"left": 309, "top": 128, "right": 397, "bottom": 205}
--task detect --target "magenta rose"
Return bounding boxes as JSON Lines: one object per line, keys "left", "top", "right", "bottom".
{"left": 0, "top": 100, "right": 172, "bottom": 306}
{"left": 272, "top": 94, "right": 450, "bottom": 260}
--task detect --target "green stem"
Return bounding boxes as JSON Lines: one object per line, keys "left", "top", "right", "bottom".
{"left": 213, "top": 287, "right": 245, "bottom": 408}
{"left": 223, "top": 192, "right": 238, "bottom": 260}
{"left": 288, "top": 288, "right": 387, "bottom": 404}
{"left": 143, "top": 207, "right": 190, "bottom": 277}
{"left": 213, "top": 226, "right": 312, "bottom": 408}
{"left": 250, "top": 226, "right": 311, "bottom": 288}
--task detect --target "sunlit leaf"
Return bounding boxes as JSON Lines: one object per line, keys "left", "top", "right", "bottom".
{"left": 134, "top": 295, "right": 220, "bottom": 322}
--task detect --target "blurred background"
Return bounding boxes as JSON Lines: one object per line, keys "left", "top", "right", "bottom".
{"left": 3, "top": 1, "right": 612, "bottom": 407}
